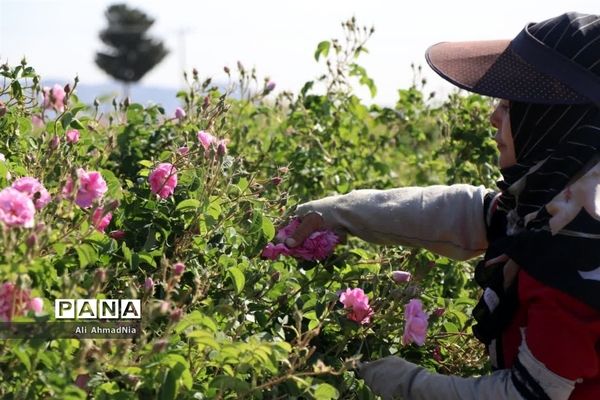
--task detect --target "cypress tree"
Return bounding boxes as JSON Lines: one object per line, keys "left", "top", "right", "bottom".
{"left": 95, "top": 4, "right": 168, "bottom": 95}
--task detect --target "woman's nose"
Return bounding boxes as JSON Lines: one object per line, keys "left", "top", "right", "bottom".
{"left": 490, "top": 107, "right": 502, "bottom": 129}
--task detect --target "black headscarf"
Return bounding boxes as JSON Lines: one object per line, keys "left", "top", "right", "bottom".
{"left": 472, "top": 13, "right": 600, "bottom": 367}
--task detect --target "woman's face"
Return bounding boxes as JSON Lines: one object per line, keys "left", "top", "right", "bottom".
{"left": 490, "top": 99, "right": 517, "bottom": 168}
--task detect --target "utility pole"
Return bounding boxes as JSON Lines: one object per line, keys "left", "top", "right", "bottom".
{"left": 176, "top": 27, "right": 192, "bottom": 85}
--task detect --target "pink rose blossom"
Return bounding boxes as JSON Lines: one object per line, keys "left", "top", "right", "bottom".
{"left": 148, "top": 163, "right": 177, "bottom": 199}
{"left": 276, "top": 218, "right": 301, "bottom": 242}
{"left": 42, "top": 84, "right": 66, "bottom": 112}
{"left": 62, "top": 176, "right": 74, "bottom": 198}
{"left": 144, "top": 277, "right": 154, "bottom": 292}
{"left": 73, "top": 169, "right": 108, "bottom": 208}
{"left": 402, "top": 299, "right": 429, "bottom": 346}
{"left": 432, "top": 307, "right": 445, "bottom": 318}
{"left": 173, "top": 262, "right": 185, "bottom": 276}
{"left": 178, "top": 146, "right": 190, "bottom": 156}
{"left": 261, "top": 242, "right": 290, "bottom": 260}
{"left": 29, "top": 297, "right": 44, "bottom": 313}
{"left": 197, "top": 130, "right": 217, "bottom": 151}
{"left": 0, "top": 188, "right": 35, "bottom": 228}
{"left": 65, "top": 129, "right": 80, "bottom": 143}
{"left": 32, "top": 115, "right": 44, "bottom": 128}
{"left": 391, "top": 270, "right": 412, "bottom": 283}
{"left": 0, "top": 282, "right": 41, "bottom": 322}
{"left": 217, "top": 139, "right": 228, "bottom": 156}
{"left": 91, "top": 208, "right": 112, "bottom": 232}
{"left": 12, "top": 177, "right": 51, "bottom": 210}
{"left": 175, "top": 107, "right": 186, "bottom": 120}
{"left": 263, "top": 218, "right": 338, "bottom": 261}
{"left": 339, "top": 288, "right": 374, "bottom": 325}
{"left": 289, "top": 230, "right": 338, "bottom": 260}
{"left": 74, "top": 374, "right": 90, "bottom": 390}
{"left": 109, "top": 230, "right": 126, "bottom": 240}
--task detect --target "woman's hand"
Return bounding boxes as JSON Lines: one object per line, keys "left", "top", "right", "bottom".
{"left": 484, "top": 254, "right": 520, "bottom": 290}
{"left": 282, "top": 212, "right": 325, "bottom": 248}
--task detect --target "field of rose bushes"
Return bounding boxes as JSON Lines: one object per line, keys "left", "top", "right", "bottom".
{"left": 0, "top": 19, "right": 500, "bottom": 399}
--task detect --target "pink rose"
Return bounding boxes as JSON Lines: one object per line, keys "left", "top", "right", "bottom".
{"left": 276, "top": 218, "right": 301, "bottom": 242}
{"left": 339, "top": 288, "right": 374, "bottom": 325}
{"left": 66, "top": 129, "right": 80, "bottom": 143}
{"left": 432, "top": 345, "right": 442, "bottom": 362}
{"left": 12, "top": 177, "right": 51, "bottom": 210}
{"left": 148, "top": 163, "right": 177, "bottom": 199}
{"left": 264, "top": 218, "right": 338, "bottom": 261}
{"left": 32, "top": 115, "right": 44, "bottom": 128}
{"left": 391, "top": 270, "right": 412, "bottom": 283}
{"left": 144, "top": 277, "right": 154, "bottom": 293}
{"left": 261, "top": 242, "right": 290, "bottom": 260}
{"left": 62, "top": 176, "right": 74, "bottom": 198}
{"left": 402, "top": 299, "right": 429, "bottom": 346}
{"left": 290, "top": 230, "right": 338, "bottom": 261}
{"left": 178, "top": 146, "right": 190, "bottom": 156}
{"left": 173, "top": 262, "right": 185, "bottom": 276}
{"left": 91, "top": 208, "right": 112, "bottom": 232}
{"left": 0, "top": 282, "right": 40, "bottom": 322}
{"left": 109, "top": 230, "right": 126, "bottom": 240}
{"left": 175, "top": 107, "right": 186, "bottom": 120}
{"left": 197, "top": 130, "right": 217, "bottom": 151}
{"left": 42, "top": 84, "right": 66, "bottom": 112}
{"left": 217, "top": 139, "right": 228, "bottom": 156}
{"left": 29, "top": 297, "right": 44, "bottom": 313}
{"left": 74, "top": 169, "right": 108, "bottom": 208}
{"left": 0, "top": 188, "right": 35, "bottom": 228}
{"left": 432, "top": 307, "right": 445, "bottom": 318}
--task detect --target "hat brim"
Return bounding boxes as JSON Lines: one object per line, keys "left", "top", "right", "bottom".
{"left": 425, "top": 40, "right": 589, "bottom": 104}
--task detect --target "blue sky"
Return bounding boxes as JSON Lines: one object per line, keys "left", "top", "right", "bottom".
{"left": 1, "top": 0, "right": 599, "bottom": 105}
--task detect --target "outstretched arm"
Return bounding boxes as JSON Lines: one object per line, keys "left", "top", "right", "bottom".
{"left": 293, "top": 184, "right": 491, "bottom": 260}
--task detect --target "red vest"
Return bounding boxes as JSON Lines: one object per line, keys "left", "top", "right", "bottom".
{"left": 502, "top": 270, "right": 600, "bottom": 399}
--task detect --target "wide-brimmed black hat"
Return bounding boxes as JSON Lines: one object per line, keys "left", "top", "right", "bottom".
{"left": 426, "top": 12, "right": 600, "bottom": 105}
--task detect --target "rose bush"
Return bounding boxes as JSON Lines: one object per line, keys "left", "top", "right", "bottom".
{"left": 0, "top": 18, "right": 497, "bottom": 399}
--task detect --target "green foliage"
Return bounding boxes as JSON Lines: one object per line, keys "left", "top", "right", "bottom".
{"left": 0, "top": 17, "right": 497, "bottom": 399}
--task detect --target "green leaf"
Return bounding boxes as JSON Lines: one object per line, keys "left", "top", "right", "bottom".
{"left": 100, "top": 168, "right": 123, "bottom": 200}
{"left": 187, "top": 330, "right": 219, "bottom": 349}
{"left": 314, "top": 383, "right": 339, "bottom": 399}
{"left": 138, "top": 160, "right": 154, "bottom": 168}
{"left": 70, "top": 118, "right": 85, "bottom": 130}
{"left": 158, "top": 367, "right": 177, "bottom": 400}
{"left": 314, "top": 41, "right": 331, "bottom": 61}
{"left": 61, "top": 112, "right": 73, "bottom": 129}
{"left": 227, "top": 267, "right": 245, "bottom": 294}
{"left": 443, "top": 322, "right": 459, "bottom": 333}
{"left": 121, "top": 243, "right": 132, "bottom": 265}
{"left": 76, "top": 244, "right": 97, "bottom": 268}
{"left": 11, "top": 80, "right": 22, "bottom": 98}
{"left": 209, "top": 376, "right": 250, "bottom": 392}
{"left": 261, "top": 216, "right": 275, "bottom": 239}
{"left": 12, "top": 347, "right": 31, "bottom": 372}
{"left": 176, "top": 199, "right": 200, "bottom": 212}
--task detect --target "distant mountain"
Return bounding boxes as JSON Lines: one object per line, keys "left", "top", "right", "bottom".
{"left": 72, "top": 82, "right": 183, "bottom": 114}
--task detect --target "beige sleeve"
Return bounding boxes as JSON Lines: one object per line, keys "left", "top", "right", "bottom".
{"left": 294, "top": 184, "right": 491, "bottom": 261}
{"left": 358, "top": 332, "right": 576, "bottom": 400}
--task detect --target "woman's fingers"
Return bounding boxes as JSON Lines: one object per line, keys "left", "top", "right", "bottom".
{"left": 503, "top": 259, "right": 520, "bottom": 290}
{"left": 483, "top": 253, "right": 520, "bottom": 289}
{"left": 484, "top": 254, "right": 509, "bottom": 267}
{"left": 285, "top": 212, "right": 324, "bottom": 248}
